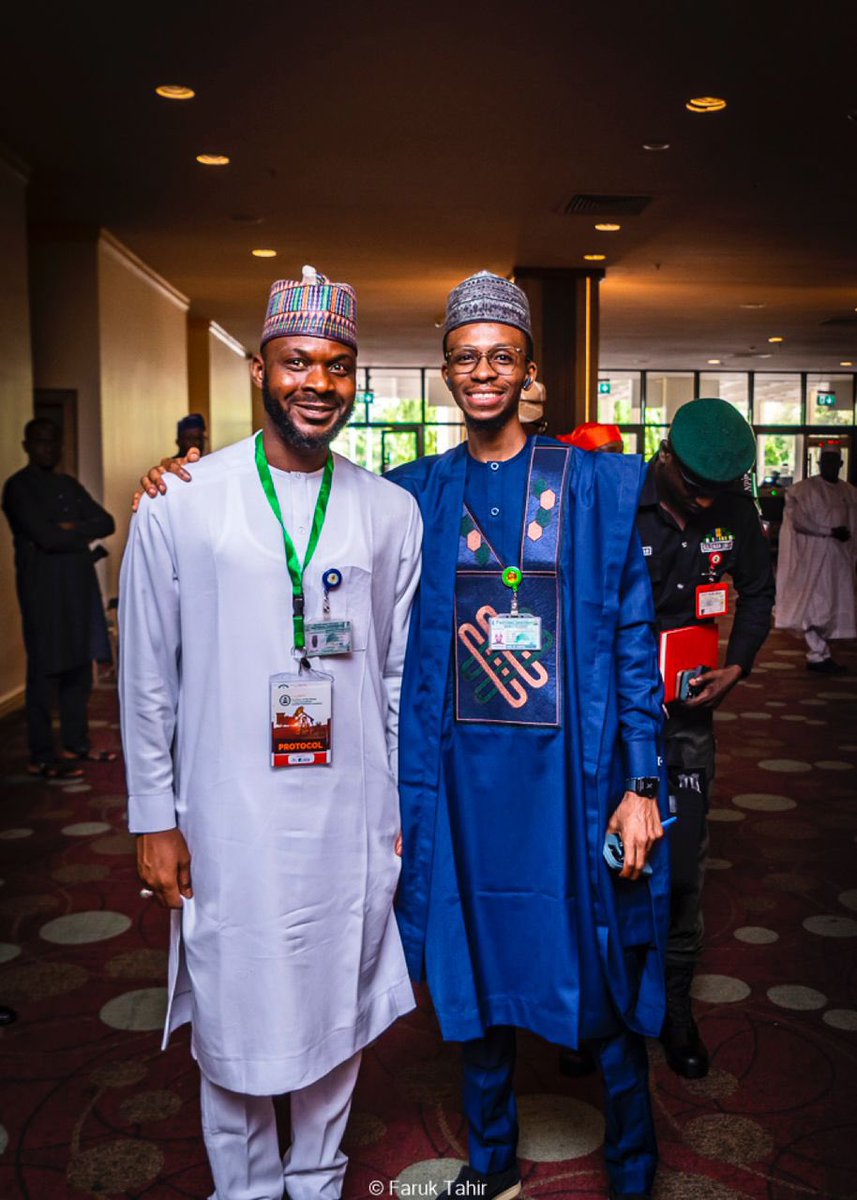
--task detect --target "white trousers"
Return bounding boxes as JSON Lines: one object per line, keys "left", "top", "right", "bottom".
{"left": 200, "top": 1052, "right": 362, "bottom": 1200}
{"left": 805, "top": 627, "right": 831, "bottom": 662}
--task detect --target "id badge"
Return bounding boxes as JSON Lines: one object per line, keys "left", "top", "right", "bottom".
{"left": 270, "top": 668, "right": 333, "bottom": 767}
{"left": 488, "top": 613, "right": 542, "bottom": 651}
{"left": 696, "top": 582, "right": 729, "bottom": 618}
{"left": 304, "top": 619, "right": 353, "bottom": 656}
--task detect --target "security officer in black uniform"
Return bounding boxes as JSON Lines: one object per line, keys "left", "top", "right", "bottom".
{"left": 638, "top": 398, "right": 774, "bottom": 1078}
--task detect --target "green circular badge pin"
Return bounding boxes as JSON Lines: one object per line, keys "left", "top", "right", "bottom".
{"left": 502, "top": 565, "right": 522, "bottom": 614}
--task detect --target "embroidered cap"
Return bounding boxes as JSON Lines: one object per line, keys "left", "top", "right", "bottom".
{"left": 444, "top": 271, "right": 532, "bottom": 340}
{"left": 261, "top": 265, "right": 357, "bottom": 351}
{"left": 670, "top": 398, "right": 756, "bottom": 484}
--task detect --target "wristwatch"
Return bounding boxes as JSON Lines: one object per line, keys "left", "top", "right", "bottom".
{"left": 625, "top": 777, "right": 660, "bottom": 799}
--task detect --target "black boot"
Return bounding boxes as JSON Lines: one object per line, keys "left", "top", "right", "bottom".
{"left": 660, "top": 964, "right": 708, "bottom": 1079}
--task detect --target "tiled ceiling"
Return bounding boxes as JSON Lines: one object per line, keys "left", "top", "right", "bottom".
{"left": 4, "top": 0, "right": 857, "bottom": 369}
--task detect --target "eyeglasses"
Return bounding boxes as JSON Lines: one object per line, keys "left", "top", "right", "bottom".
{"left": 445, "top": 346, "right": 528, "bottom": 375}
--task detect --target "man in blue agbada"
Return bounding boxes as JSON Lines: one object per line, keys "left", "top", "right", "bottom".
{"left": 388, "top": 272, "right": 669, "bottom": 1200}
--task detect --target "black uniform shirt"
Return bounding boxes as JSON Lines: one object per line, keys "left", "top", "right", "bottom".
{"left": 636, "top": 459, "right": 775, "bottom": 676}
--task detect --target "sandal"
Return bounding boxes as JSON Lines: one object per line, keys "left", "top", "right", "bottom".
{"left": 61, "top": 749, "right": 118, "bottom": 764}
{"left": 27, "top": 759, "right": 85, "bottom": 780}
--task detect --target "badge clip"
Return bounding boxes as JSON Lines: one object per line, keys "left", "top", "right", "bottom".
{"left": 321, "top": 567, "right": 343, "bottom": 616}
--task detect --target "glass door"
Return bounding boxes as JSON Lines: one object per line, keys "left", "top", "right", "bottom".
{"left": 806, "top": 433, "right": 851, "bottom": 480}
{"left": 381, "top": 425, "right": 423, "bottom": 474}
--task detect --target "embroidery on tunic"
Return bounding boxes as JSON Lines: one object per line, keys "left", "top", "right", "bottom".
{"left": 455, "top": 444, "right": 569, "bottom": 727}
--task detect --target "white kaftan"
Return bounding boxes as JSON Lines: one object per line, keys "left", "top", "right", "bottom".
{"left": 119, "top": 435, "right": 422, "bottom": 1095}
{"left": 775, "top": 474, "right": 857, "bottom": 640}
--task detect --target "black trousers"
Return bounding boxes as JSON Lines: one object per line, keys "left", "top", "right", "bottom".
{"left": 664, "top": 711, "right": 716, "bottom": 969}
{"left": 25, "top": 660, "right": 92, "bottom": 763}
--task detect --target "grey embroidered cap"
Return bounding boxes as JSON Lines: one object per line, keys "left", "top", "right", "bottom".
{"left": 443, "top": 271, "right": 532, "bottom": 339}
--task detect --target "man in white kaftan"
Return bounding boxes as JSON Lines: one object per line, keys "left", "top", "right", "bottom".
{"left": 776, "top": 449, "right": 857, "bottom": 673}
{"left": 120, "top": 269, "right": 421, "bottom": 1200}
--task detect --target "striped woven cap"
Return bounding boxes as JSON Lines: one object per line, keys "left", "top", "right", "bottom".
{"left": 444, "top": 270, "right": 531, "bottom": 339}
{"left": 261, "top": 266, "right": 357, "bottom": 350}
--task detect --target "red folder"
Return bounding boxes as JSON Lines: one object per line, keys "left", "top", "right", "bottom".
{"left": 659, "top": 624, "right": 720, "bottom": 704}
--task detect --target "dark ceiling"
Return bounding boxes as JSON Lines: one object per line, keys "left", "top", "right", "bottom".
{"left": 4, "top": 0, "right": 857, "bottom": 369}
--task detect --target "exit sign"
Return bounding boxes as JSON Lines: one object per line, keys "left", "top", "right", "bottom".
{"left": 816, "top": 392, "right": 836, "bottom": 407}
{"left": 598, "top": 380, "right": 612, "bottom": 394}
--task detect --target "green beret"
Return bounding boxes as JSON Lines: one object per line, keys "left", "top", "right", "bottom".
{"left": 670, "top": 398, "right": 756, "bottom": 484}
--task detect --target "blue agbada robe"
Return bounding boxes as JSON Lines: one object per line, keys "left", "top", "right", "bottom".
{"left": 388, "top": 437, "right": 669, "bottom": 1046}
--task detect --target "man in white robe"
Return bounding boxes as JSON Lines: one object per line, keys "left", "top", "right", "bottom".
{"left": 775, "top": 449, "right": 857, "bottom": 673}
{"left": 119, "top": 268, "right": 422, "bottom": 1200}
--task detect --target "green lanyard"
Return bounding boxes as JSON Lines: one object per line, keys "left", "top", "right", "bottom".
{"left": 254, "top": 431, "right": 334, "bottom": 651}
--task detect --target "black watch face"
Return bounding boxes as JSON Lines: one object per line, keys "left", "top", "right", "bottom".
{"left": 630, "top": 779, "right": 658, "bottom": 797}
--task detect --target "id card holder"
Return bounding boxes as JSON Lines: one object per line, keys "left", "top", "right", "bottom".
{"left": 696, "top": 582, "right": 729, "bottom": 618}
{"left": 270, "top": 667, "right": 333, "bottom": 767}
{"left": 304, "top": 619, "right": 353, "bottom": 656}
{"left": 488, "top": 613, "right": 542, "bottom": 651}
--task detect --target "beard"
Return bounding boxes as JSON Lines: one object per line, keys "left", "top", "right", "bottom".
{"left": 461, "top": 397, "right": 520, "bottom": 436}
{"left": 262, "top": 375, "right": 352, "bottom": 453}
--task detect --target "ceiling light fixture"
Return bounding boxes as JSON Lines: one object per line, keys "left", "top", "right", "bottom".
{"left": 768, "top": 336, "right": 784, "bottom": 343}
{"left": 196, "top": 154, "right": 230, "bottom": 166}
{"left": 251, "top": 249, "right": 277, "bottom": 258}
{"left": 686, "top": 96, "right": 727, "bottom": 113}
{"left": 583, "top": 253, "right": 606, "bottom": 261}
{"left": 841, "top": 361, "right": 853, "bottom": 367}
{"left": 156, "top": 84, "right": 195, "bottom": 100}
{"left": 642, "top": 142, "right": 670, "bottom": 151}
{"left": 595, "top": 223, "right": 621, "bottom": 232}
{"left": 707, "top": 359, "right": 721, "bottom": 365}
{"left": 740, "top": 302, "right": 766, "bottom": 309}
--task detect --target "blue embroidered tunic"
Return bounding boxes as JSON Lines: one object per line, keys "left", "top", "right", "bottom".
{"left": 390, "top": 439, "right": 669, "bottom": 1047}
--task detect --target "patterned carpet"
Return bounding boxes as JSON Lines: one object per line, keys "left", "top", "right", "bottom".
{"left": 1, "top": 626, "right": 856, "bottom": 1200}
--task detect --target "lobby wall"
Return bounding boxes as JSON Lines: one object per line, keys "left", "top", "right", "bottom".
{"left": 97, "top": 234, "right": 189, "bottom": 597}
{"left": 0, "top": 156, "right": 34, "bottom": 712}
{"left": 187, "top": 318, "right": 254, "bottom": 452}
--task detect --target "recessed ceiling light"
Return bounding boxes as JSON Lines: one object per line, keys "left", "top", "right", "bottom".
{"left": 757, "top": 353, "right": 773, "bottom": 359}
{"left": 707, "top": 359, "right": 721, "bottom": 365}
{"left": 841, "top": 361, "right": 854, "bottom": 367}
{"left": 251, "top": 249, "right": 277, "bottom": 258}
{"left": 584, "top": 253, "right": 606, "bottom": 261}
{"left": 156, "top": 84, "right": 195, "bottom": 100}
{"left": 196, "top": 154, "right": 230, "bottom": 166}
{"left": 740, "top": 302, "right": 766, "bottom": 309}
{"left": 642, "top": 142, "right": 670, "bottom": 151}
{"left": 686, "top": 96, "right": 727, "bottom": 113}
{"left": 768, "top": 336, "right": 784, "bottom": 343}
{"left": 595, "top": 223, "right": 621, "bottom": 232}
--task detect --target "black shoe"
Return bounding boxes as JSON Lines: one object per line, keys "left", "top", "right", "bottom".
{"left": 437, "top": 1165, "right": 521, "bottom": 1200}
{"left": 660, "top": 965, "right": 709, "bottom": 1079}
{"left": 806, "top": 658, "right": 846, "bottom": 674}
{"left": 0, "top": 1005, "right": 18, "bottom": 1025}
{"left": 558, "top": 1043, "right": 597, "bottom": 1078}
